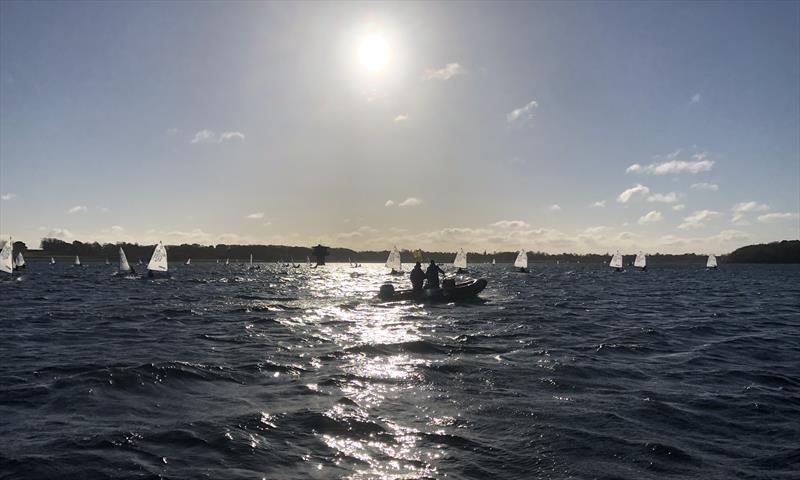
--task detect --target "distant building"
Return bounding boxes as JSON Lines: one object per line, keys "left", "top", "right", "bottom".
{"left": 312, "top": 244, "right": 329, "bottom": 266}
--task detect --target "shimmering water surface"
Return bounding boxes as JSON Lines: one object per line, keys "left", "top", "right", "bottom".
{"left": 1, "top": 262, "right": 798, "bottom": 479}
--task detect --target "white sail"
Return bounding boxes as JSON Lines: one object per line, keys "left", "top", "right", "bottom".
{"left": 75, "top": 256, "right": 81, "bottom": 266}
{"left": 609, "top": 251, "right": 623, "bottom": 269}
{"left": 634, "top": 252, "right": 646, "bottom": 268}
{"left": 50, "top": 257, "right": 55, "bottom": 265}
{"left": 514, "top": 249, "right": 528, "bottom": 269}
{"left": 0, "top": 238, "right": 12, "bottom": 274}
{"left": 105, "top": 258, "right": 110, "bottom": 265}
{"left": 249, "top": 253, "right": 253, "bottom": 266}
{"left": 707, "top": 254, "right": 717, "bottom": 268}
{"left": 225, "top": 258, "right": 229, "bottom": 265}
{"left": 385, "top": 246, "right": 402, "bottom": 271}
{"left": 147, "top": 242, "right": 168, "bottom": 272}
{"left": 119, "top": 247, "right": 131, "bottom": 272}
{"left": 453, "top": 248, "right": 468, "bottom": 269}
{"left": 185, "top": 258, "right": 191, "bottom": 265}
{"left": 16, "top": 252, "right": 25, "bottom": 267}
{"left": 492, "top": 258, "right": 496, "bottom": 265}
{"left": 306, "top": 256, "right": 311, "bottom": 266}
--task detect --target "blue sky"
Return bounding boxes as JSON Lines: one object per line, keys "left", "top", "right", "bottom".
{"left": 1, "top": 1, "right": 798, "bottom": 253}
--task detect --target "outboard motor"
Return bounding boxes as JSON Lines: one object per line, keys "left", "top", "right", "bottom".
{"left": 378, "top": 283, "right": 395, "bottom": 300}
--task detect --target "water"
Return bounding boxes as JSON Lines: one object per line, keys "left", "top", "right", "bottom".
{"left": 1, "top": 263, "right": 798, "bottom": 479}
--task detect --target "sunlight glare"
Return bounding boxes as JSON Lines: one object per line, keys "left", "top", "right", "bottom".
{"left": 358, "top": 33, "right": 390, "bottom": 72}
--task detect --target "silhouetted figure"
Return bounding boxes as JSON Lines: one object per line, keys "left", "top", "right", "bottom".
{"left": 147, "top": 270, "right": 154, "bottom": 278}
{"left": 410, "top": 262, "right": 425, "bottom": 291}
{"left": 425, "top": 260, "right": 445, "bottom": 289}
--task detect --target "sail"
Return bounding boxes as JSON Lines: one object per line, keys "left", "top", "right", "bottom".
{"left": 16, "top": 252, "right": 25, "bottom": 267}
{"left": 249, "top": 254, "right": 253, "bottom": 266}
{"left": 225, "top": 258, "right": 229, "bottom": 265}
{"left": 453, "top": 248, "right": 467, "bottom": 269}
{"left": 385, "top": 246, "right": 402, "bottom": 271}
{"left": 50, "top": 257, "right": 55, "bottom": 265}
{"left": 634, "top": 252, "right": 646, "bottom": 268}
{"left": 105, "top": 258, "right": 110, "bottom": 265}
{"left": 514, "top": 249, "right": 528, "bottom": 268}
{"left": 0, "top": 238, "right": 12, "bottom": 273}
{"left": 185, "top": 258, "right": 191, "bottom": 265}
{"left": 147, "top": 242, "right": 168, "bottom": 272}
{"left": 492, "top": 258, "right": 496, "bottom": 265}
{"left": 609, "top": 251, "right": 623, "bottom": 269}
{"left": 707, "top": 254, "right": 717, "bottom": 268}
{"left": 119, "top": 247, "right": 131, "bottom": 272}
{"left": 75, "top": 256, "right": 81, "bottom": 266}
{"left": 306, "top": 256, "right": 311, "bottom": 266}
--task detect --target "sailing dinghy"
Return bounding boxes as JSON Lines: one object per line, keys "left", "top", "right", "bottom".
{"left": 0, "top": 238, "right": 13, "bottom": 275}
{"left": 706, "top": 254, "right": 718, "bottom": 270}
{"left": 453, "top": 248, "right": 468, "bottom": 273}
{"left": 514, "top": 249, "right": 528, "bottom": 273}
{"left": 386, "top": 246, "right": 403, "bottom": 275}
{"left": 14, "top": 252, "right": 26, "bottom": 270}
{"left": 609, "top": 251, "right": 623, "bottom": 272}
{"left": 74, "top": 256, "right": 81, "bottom": 267}
{"left": 634, "top": 252, "right": 647, "bottom": 271}
{"left": 146, "top": 241, "right": 168, "bottom": 278}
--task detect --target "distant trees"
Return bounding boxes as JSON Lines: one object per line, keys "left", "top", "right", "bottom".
{"left": 726, "top": 240, "right": 800, "bottom": 264}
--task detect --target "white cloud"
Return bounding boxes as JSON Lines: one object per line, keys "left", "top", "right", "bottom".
{"left": 491, "top": 220, "right": 531, "bottom": 229}
{"left": 626, "top": 151, "right": 714, "bottom": 175}
{"left": 393, "top": 114, "right": 408, "bottom": 122}
{"left": 638, "top": 211, "right": 663, "bottom": 224}
{"left": 548, "top": 204, "right": 561, "bottom": 211}
{"left": 166, "top": 127, "right": 181, "bottom": 135}
{"left": 220, "top": 131, "right": 245, "bottom": 142}
{"left": 590, "top": 200, "right": 606, "bottom": 208}
{"left": 691, "top": 182, "right": 719, "bottom": 192}
{"left": 506, "top": 100, "right": 539, "bottom": 124}
{"left": 732, "top": 201, "right": 770, "bottom": 213}
{"left": 673, "top": 204, "right": 686, "bottom": 211}
{"left": 191, "top": 129, "right": 245, "bottom": 144}
{"left": 99, "top": 207, "right": 111, "bottom": 213}
{"left": 690, "top": 93, "right": 701, "bottom": 104}
{"left": 647, "top": 192, "right": 680, "bottom": 203}
{"left": 399, "top": 197, "right": 423, "bottom": 207}
{"left": 757, "top": 212, "right": 799, "bottom": 223}
{"left": 731, "top": 213, "right": 749, "bottom": 226}
{"left": 67, "top": 205, "right": 88, "bottom": 214}
{"left": 245, "top": 212, "right": 265, "bottom": 219}
{"left": 44, "top": 228, "right": 74, "bottom": 239}
{"left": 679, "top": 210, "right": 719, "bottom": 230}
{"left": 1, "top": 193, "right": 16, "bottom": 201}
{"left": 422, "top": 63, "right": 465, "bottom": 81}
{"left": 191, "top": 129, "right": 216, "bottom": 144}
{"left": 110, "top": 225, "right": 124, "bottom": 233}
{"left": 384, "top": 200, "right": 395, "bottom": 207}
{"left": 617, "top": 184, "right": 650, "bottom": 203}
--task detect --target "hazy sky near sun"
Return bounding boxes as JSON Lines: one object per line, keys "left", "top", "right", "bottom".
{"left": 1, "top": 1, "right": 798, "bottom": 253}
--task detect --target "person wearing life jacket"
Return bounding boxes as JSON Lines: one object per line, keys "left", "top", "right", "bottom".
{"left": 425, "top": 260, "right": 445, "bottom": 289}
{"left": 410, "top": 262, "right": 425, "bottom": 291}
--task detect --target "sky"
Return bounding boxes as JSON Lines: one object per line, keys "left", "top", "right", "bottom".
{"left": 1, "top": 1, "right": 798, "bottom": 254}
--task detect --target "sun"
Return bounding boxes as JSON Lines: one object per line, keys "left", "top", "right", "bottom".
{"left": 358, "top": 33, "right": 389, "bottom": 73}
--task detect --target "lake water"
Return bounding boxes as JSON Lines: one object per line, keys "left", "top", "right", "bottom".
{"left": 1, "top": 262, "right": 798, "bottom": 479}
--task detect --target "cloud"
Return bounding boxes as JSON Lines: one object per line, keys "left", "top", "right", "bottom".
{"left": 399, "top": 197, "right": 423, "bottom": 207}
{"left": 110, "top": 225, "right": 124, "bottom": 233}
{"left": 626, "top": 151, "right": 714, "bottom": 175}
{"left": 67, "top": 205, "right": 88, "bottom": 214}
{"left": 673, "top": 204, "right": 686, "bottom": 211}
{"left": 245, "top": 212, "right": 265, "bottom": 219}
{"left": 647, "top": 192, "right": 680, "bottom": 203}
{"left": 44, "top": 228, "right": 74, "bottom": 239}
{"left": 690, "top": 93, "right": 701, "bottom": 104}
{"left": 617, "top": 184, "right": 650, "bottom": 203}
{"left": 548, "top": 204, "right": 562, "bottom": 211}
{"left": 491, "top": 220, "right": 531, "bottom": 229}
{"left": 1, "top": 193, "right": 16, "bottom": 201}
{"left": 732, "top": 201, "right": 770, "bottom": 213}
{"left": 590, "top": 200, "right": 606, "bottom": 208}
{"left": 166, "top": 127, "right": 182, "bottom": 135}
{"left": 384, "top": 200, "right": 395, "bottom": 207}
{"left": 679, "top": 210, "right": 719, "bottom": 230}
{"left": 691, "top": 182, "right": 719, "bottom": 192}
{"left": 99, "top": 207, "right": 111, "bottom": 213}
{"left": 191, "top": 129, "right": 245, "bottom": 144}
{"left": 731, "top": 213, "right": 749, "bottom": 226}
{"left": 220, "top": 131, "right": 245, "bottom": 142}
{"left": 757, "top": 212, "right": 799, "bottom": 223}
{"left": 638, "top": 211, "right": 664, "bottom": 224}
{"left": 422, "top": 63, "right": 465, "bottom": 81}
{"left": 191, "top": 129, "right": 216, "bottom": 144}
{"left": 506, "top": 100, "right": 539, "bottom": 124}
{"left": 393, "top": 114, "right": 408, "bottom": 122}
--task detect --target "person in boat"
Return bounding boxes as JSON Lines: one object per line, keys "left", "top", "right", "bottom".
{"left": 410, "top": 262, "right": 425, "bottom": 292}
{"left": 425, "top": 260, "right": 445, "bottom": 289}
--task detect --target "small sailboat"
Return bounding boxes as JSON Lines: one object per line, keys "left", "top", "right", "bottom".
{"left": 119, "top": 247, "right": 132, "bottom": 272}
{"left": 216, "top": 259, "right": 220, "bottom": 264}
{"left": 514, "top": 249, "right": 528, "bottom": 273}
{"left": 492, "top": 258, "right": 496, "bottom": 265}
{"left": 50, "top": 257, "right": 56, "bottom": 265}
{"left": 453, "top": 248, "right": 468, "bottom": 273}
{"left": 225, "top": 258, "right": 229, "bottom": 265}
{"left": 0, "top": 238, "right": 13, "bottom": 275}
{"left": 146, "top": 241, "right": 168, "bottom": 277}
{"left": 185, "top": 258, "right": 191, "bottom": 265}
{"left": 248, "top": 253, "right": 260, "bottom": 270}
{"left": 14, "top": 252, "right": 26, "bottom": 270}
{"left": 306, "top": 256, "right": 311, "bottom": 267}
{"left": 290, "top": 257, "right": 300, "bottom": 268}
{"left": 609, "top": 251, "right": 623, "bottom": 272}
{"left": 706, "top": 254, "right": 718, "bottom": 270}
{"left": 386, "top": 246, "right": 403, "bottom": 275}
{"left": 105, "top": 257, "right": 110, "bottom": 266}
{"left": 74, "top": 255, "right": 81, "bottom": 267}
{"left": 634, "top": 251, "right": 647, "bottom": 271}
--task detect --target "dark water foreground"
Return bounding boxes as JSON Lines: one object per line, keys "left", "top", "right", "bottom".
{"left": 1, "top": 263, "right": 798, "bottom": 479}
